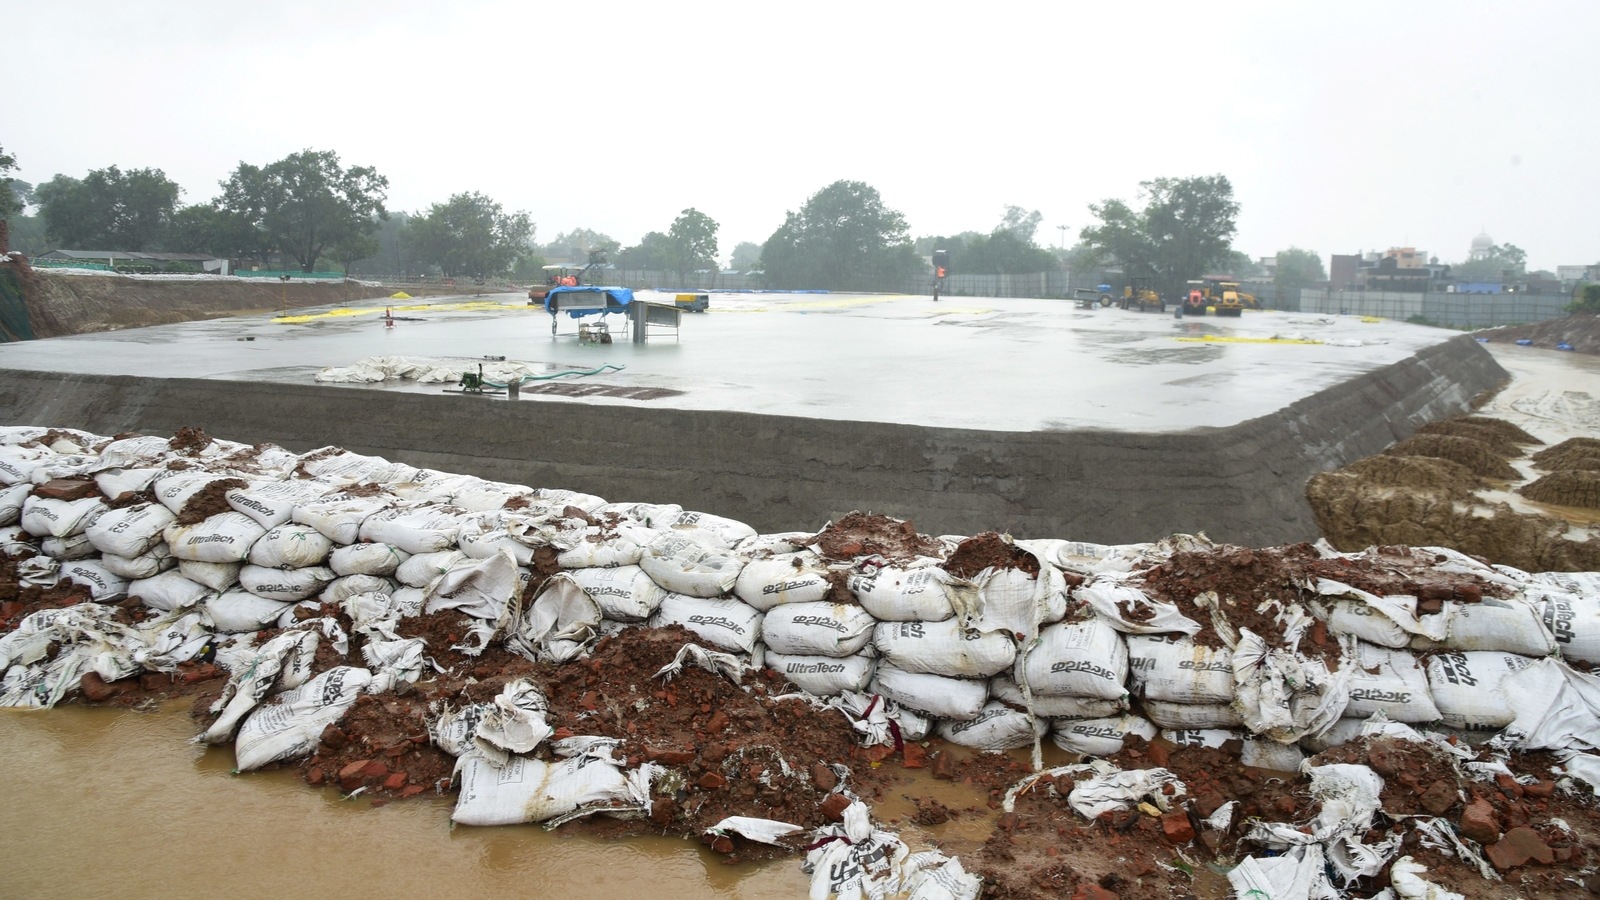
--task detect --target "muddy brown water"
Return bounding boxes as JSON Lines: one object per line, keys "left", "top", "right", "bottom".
{"left": 0, "top": 704, "right": 810, "bottom": 899}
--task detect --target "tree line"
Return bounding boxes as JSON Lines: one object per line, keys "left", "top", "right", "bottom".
{"left": 9, "top": 139, "right": 1545, "bottom": 297}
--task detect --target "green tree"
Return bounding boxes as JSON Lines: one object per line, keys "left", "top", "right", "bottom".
{"left": 33, "top": 165, "right": 183, "bottom": 250}
{"left": 1453, "top": 243, "right": 1528, "bottom": 282}
{"left": 408, "top": 192, "right": 534, "bottom": 278}
{"left": 759, "top": 180, "right": 920, "bottom": 291}
{"left": 1568, "top": 283, "right": 1600, "bottom": 315}
{"left": 219, "top": 149, "right": 388, "bottom": 272}
{"left": 166, "top": 202, "right": 265, "bottom": 260}
{"left": 1222, "top": 250, "right": 1265, "bottom": 279}
{"left": 1079, "top": 175, "right": 1240, "bottom": 297}
{"left": 615, "top": 231, "right": 675, "bottom": 270}
{"left": 997, "top": 205, "right": 1043, "bottom": 242}
{"left": 541, "top": 227, "right": 618, "bottom": 262}
{"left": 668, "top": 207, "right": 719, "bottom": 277}
{"left": 960, "top": 230, "right": 1059, "bottom": 274}
{"left": 0, "top": 144, "right": 22, "bottom": 221}
{"left": 729, "top": 240, "right": 762, "bottom": 272}
{"left": 1273, "top": 247, "right": 1326, "bottom": 298}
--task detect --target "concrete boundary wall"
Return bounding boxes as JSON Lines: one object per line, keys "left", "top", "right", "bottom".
{"left": 0, "top": 335, "right": 1506, "bottom": 546}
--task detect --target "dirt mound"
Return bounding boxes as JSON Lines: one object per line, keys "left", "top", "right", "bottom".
{"left": 1414, "top": 417, "right": 1541, "bottom": 457}
{"left": 1384, "top": 433, "right": 1521, "bottom": 481}
{"left": 1520, "top": 471, "right": 1600, "bottom": 509}
{"left": 1533, "top": 438, "right": 1600, "bottom": 472}
{"left": 943, "top": 531, "right": 1041, "bottom": 579}
{"left": 1478, "top": 312, "right": 1600, "bottom": 355}
{"left": 799, "top": 511, "right": 944, "bottom": 564}
{"left": 1321, "top": 453, "right": 1484, "bottom": 493}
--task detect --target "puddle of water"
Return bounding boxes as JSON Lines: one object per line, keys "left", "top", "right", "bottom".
{"left": 0, "top": 704, "right": 808, "bottom": 900}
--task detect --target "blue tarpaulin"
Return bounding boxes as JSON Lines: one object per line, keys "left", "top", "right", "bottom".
{"left": 544, "top": 286, "right": 634, "bottom": 319}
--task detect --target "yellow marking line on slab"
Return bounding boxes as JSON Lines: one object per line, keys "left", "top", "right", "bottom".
{"left": 273, "top": 300, "right": 529, "bottom": 323}
{"left": 1174, "top": 335, "right": 1323, "bottom": 345}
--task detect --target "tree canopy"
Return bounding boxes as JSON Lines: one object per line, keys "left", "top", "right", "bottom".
{"left": 218, "top": 149, "right": 387, "bottom": 272}
{"left": 729, "top": 240, "right": 761, "bottom": 272}
{"left": 1273, "top": 247, "right": 1326, "bottom": 297}
{"left": 0, "top": 144, "right": 20, "bottom": 220}
{"left": 615, "top": 231, "right": 674, "bottom": 270}
{"left": 408, "top": 191, "right": 534, "bottom": 278}
{"left": 668, "top": 207, "right": 719, "bottom": 276}
{"left": 1078, "top": 175, "right": 1240, "bottom": 295}
{"left": 541, "top": 227, "right": 618, "bottom": 263}
{"left": 1453, "top": 243, "right": 1527, "bottom": 282}
{"left": 34, "top": 165, "right": 183, "bottom": 250}
{"left": 760, "top": 180, "right": 920, "bottom": 290}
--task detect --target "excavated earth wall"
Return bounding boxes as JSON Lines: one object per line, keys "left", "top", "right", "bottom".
{"left": 0, "top": 334, "right": 1506, "bottom": 545}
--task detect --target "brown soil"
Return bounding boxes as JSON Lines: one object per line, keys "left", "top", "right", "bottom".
{"left": 1520, "top": 471, "right": 1600, "bottom": 509}
{"left": 943, "top": 532, "right": 1042, "bottom": 579}
{"left": 799, "top": 511, "right": 945, "bottom": 564}
{"left": 175, "top": 477, "right": 249, "bottom": 525}
{"left": 1533, "top": 438, "right": 1600, "bottom": 472}
{"left": 1478, "top": 312, "right": 1600, "bottom": 355}
{"left": 1414, "top": 416, "right": 1541, "bottom": 458}
{"left": 1383, "top": 433, "right": 1521, "bottom": 481}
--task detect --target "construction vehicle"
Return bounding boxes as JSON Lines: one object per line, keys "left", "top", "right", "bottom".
{"left": 1199, "top": 277, "right": 1259, "bottom": 311}
{"left": 1211, "top": 281, "right": 1246, "bottom": 317}
{"left": 1183, "top": 279, "right": 1209, "bottom": 314}
{"left": 528, "top": 249, "right": 609, "bottom": 305}
{"left": 1118, "top": 277, "right": 1165, "bottom": 313}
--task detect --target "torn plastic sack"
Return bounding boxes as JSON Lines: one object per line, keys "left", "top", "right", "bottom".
{"left": 1074, "top": 574, "right": 1202, "bottom": 635}
{"left": 423, "top": 551, "right": 520, "bottom": 625}
{"left": 234, "top": 666, "right": 381, "bottom": 771}
{"left": 1231, "top": 614, "right": 1352, "bottom": 742}
{"left": 470, "top": 679, "right": 554, "bottom": 766}
{"left": 508, "top": 573, "right": 600, "bottom": 663}
{"left": 203, "top": 628, "right": 321, "bottom": 743}
{"left": 566, "top": 564, "right": 666, "bottom": 622}
{"left": 450, "top": 744, "right": 657, "bottom": 827}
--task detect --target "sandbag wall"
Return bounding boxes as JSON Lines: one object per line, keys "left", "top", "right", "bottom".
{"left": 3, "top": 424, "right": 1599, "bottom": 767}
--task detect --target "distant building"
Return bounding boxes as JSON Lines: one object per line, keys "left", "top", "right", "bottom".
{"left": 35, "top": 249, "right": 229, "bottom": 275}
{"left": 1330, "top": 254, "right": 1362, "bottom": 291}
{"left": 1468, "top": 231, "right": 1495, "bottom": 261}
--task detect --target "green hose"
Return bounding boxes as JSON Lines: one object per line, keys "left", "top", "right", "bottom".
{"left": 480, "top": 363, "right": 625, "bottom": 389}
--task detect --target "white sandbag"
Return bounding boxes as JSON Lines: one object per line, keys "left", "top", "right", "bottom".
{"left": 0, "top": 445, "right": 53, "bottom": 485}
{"left": 358, "top": 506, "right": 464, "bottom": 554}
{"left": 96, "top": 434, "right": 173, "bottom": 466}
{"left": 248, "top": 523, "right": 334, "bottom": 569}
{"left": 41, "top": 533, "right": 97, "bottom": 560}
{"left": 1425, "top": 651, "right": 1538, "bottom": 731}
{"left": 297, "top": 449, "right": 403, "bottom": 484}
{"left": 291, "top": 495, "right": 392, "bottom": 545}
{"left": 450, "top": 480, "right": 535, "bottom": 513}
{"left": 397, "top": 550, "right": 471, "bottom": 589}
{"left": 234, "top": 666, "right": 375, "bottom": 771}
{"left": 57, "top": 561, "right": 129, "bottom": 602}
{"left": 764, "top": 651, "right": 875, "bottom": 696}
{"left": 1490, "top": 657, "right": 1600, "bottom": 751}
{"left": 425, "top": 552, "right": 521, "bottom": 623}
{"left": 638, "top": 533, "right": 745, "bottom": 598}
{"left": 1539, "top": 588, "right": 1600, "bottom": 665}
{"left": 1231, "top": 615, "right": 1352, "bottom": 743}
{"left": 553, "top": 520, "right": 658, "bottom": 569}
{"left": 0, "top": 482, "right": 32, "bottom": 526}
{"left": 92, "top": 467, "right": 166, "bottom": 502}
{"left": 322, "top": 574, "right": 399, "bottom": 606}
{"left": 533, "top": 488, "right": 606, "bottom": 513}
{"left": 164, "top": 511, "right": 266, "bottom": 563}
{"left": 1411, "top": 598, "right": 1557, "bottom": 658}
{"left": 565, "top": 565, "right": 666, "bottom": 622}
{"left": 1016, "top": 538, "right": 1152, "bottom": 575}
{"left": 591, "top": 501, "right": 681, "bottom": 523}
{"left": 1324, "top": 598, "right": 1413, "bottom": 648}
{"left": 1161, "top": 728, "right": 1240, "bottom": 750}
{"left": 649, "top": 509, "right": 756, "bottom": 550}
{"left": 733, "top": 552, "right": 832, "bottom": 610}
{"left": 239, "top": 564, "right": 336, "bottom": 603}
{"left": 1242, "top": 737, "right": 1307, "bottom": 773}
{"left": 847, "top": 560, "right": 958, "bottom": 622}
{"left": 456, "top": 514, "right": 535, "bottom": 566}
{"left": 650, "top": 593, "right": 764, "bottom": 654}
{"left": 204, "top": 588, "right": 294, "bottom": 633}
{"left": 387, "top": 470, "right": 477, "bottom": 504}
{"left": 1298, "top": 717, "right": 1382, "bottom": 753}
{"left": 226, "top": 479, "right": 328, "bottom": 529}
{"left": 84, "top": 502, "right": 175, "bottom": 558}
{"left": 20, "top": 495, "right": 107, "bottom": 538}
{"left": 1125, "top": 633, "right": 1235, "bottom": 704}
{"left": 99, "top": 543, "right": 177, "bottom": 579}
{"left": 329, "top": 542, "right": 410, "bottom": 577}
{"left": 762, "top": 601, "right": 877, "bottom": 658}
{"left": 1015, "top": 617, "right": 1129, "bottom": 700}
{"left": 939, "top": 700, "right": 1047, "bottom": 751}
{"left": 1142, "top": 699, "right": 1245, "bottom": 729}
{"left": 869, "top": 663, "right": 988, "bottom": 721}
{"left": 391, "top": 586, "right": 426, "bottom": 617}
{"left": 1050, "top": 714, "right": 1156, "bottom": 757}
{"left": 972, "top": 560, "right": 1067, "bottom": 640}
{"left": 1344, "top": 643, "right": 1442, "bottom": 723}
{"left": 989, "top": 676, "right": 1124, "bottom": 719}
{"left": 177, "top": 559, "right": 241, "bottom": 591}
{"left": 450, "top": 747, "right": 654, "bottom": 827}
{"left": 873, "top": 619, "right": 1017, "bottom": 678}
{"left": 129, "top": 570, "right": 214, "bottom": 612}
{"left": 507, "top": 574, "right": 602, "bottom": 663}
{"left": 1073, "top": 574, "right": 1203, "bottom": 636}
{"left": 732, "top": 531, "right": 811, "bottom": 555}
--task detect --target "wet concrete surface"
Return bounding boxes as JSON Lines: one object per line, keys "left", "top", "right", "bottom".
{"left": 0, "top": 291, "right": 1457, "bottom": 433}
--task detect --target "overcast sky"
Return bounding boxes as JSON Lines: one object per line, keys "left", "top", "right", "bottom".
{"left": 7, "top": 1, "right": 1596, "bottom": 271}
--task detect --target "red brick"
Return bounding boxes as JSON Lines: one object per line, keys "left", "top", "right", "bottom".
{"left": 1459, "top": 798, "right": 1501, "bottom": 844}
{"left": 901, "top": 743, "right": 927, "bottom": 769}
{"left": 819, "top": 793, "right": 852, "bottom": 821}
{"left": 697, "top": 772, "right": 726, "bottom": 790}
{"left": 79, "top": 672, "right": 121, "bottom": 702}
{"left": 1486, "top": 826, "right": 1554, "bottom": 871}
{"left": 1162, "top": 810, "right": 1195, "bottom": 844}
{"left": 645, "top": 746, "right": 696, "bottom": 766}
{"left": 383, "top": 772, "right": 408, "bottom": 791}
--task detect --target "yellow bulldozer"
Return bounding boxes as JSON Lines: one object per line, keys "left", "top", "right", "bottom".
{"left": 1118, "top": 277, "right": 1165, "bottom": 313}
{"left": 1185, "top": 277, "right": 1259, "bottom": 316}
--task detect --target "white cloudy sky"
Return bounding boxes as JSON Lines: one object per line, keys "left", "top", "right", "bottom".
{"left": 7, "top": 0, "right": 1597, "bottom": 270}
